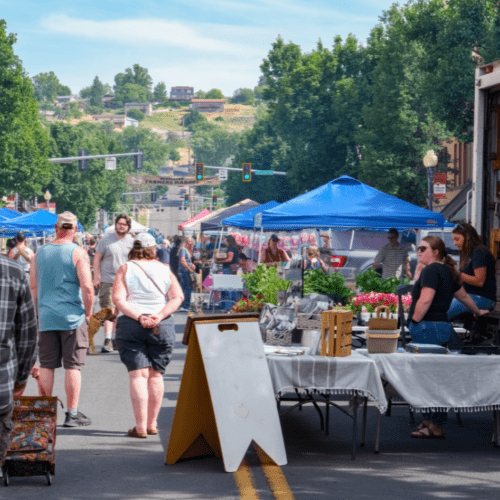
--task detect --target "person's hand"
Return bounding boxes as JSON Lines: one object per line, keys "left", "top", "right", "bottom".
{"left": 93, "top": 276, "right": 100, "bottom": 289}
{"left": 474, "top": 309, "right": 491, "bottom": 319}
{"left": 13, "top": 381, "right": 27, "bottom": 397}
{"left": 147, "top": 314, "right": 162, "bottom": 327}
{"left": 139, "top": 315, "right": 156, "bottom": 329}
{"left": 30, "top": 364, "right": 40, "bottom": 379}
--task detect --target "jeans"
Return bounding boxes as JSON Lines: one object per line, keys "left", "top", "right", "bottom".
{"left": 178, "top": 270, "right": 191, "bottom": 310}
{"left": 408, "top": 320, "right": 452, "bottom": 347}
{"left": 447, "top": 294, "right": 495, "bottom": 322}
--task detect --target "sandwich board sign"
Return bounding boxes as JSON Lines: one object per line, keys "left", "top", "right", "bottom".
{"left": 166, "top": 314, "right": 287, "bottom": 473}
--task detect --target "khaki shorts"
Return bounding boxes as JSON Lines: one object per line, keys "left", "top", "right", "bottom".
{"left": 39, "top": 321, "right": 89, "bottom": 370}
{"left": 99, "top": 282, "right": 114, "bottom": 309}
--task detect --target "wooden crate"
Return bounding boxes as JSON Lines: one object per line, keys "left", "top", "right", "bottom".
{"left": 320, "top": 310, "right": 353, "bottom": 357}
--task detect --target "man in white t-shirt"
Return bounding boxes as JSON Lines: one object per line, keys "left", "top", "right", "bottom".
{"left": 93, "top": 214, "right": 133, "bottom": 352}
{"left": 9, "top": 231, "right": 34, "bottom": 274}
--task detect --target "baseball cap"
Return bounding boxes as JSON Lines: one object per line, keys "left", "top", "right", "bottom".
{"left": 134, "top": 233, "right": 156, "bottom": 248}
{"left": 270, "top": 234, "right": 280, "bottom": 242}
{"left": 56, "top": 211, "right": 78, "bottom": 228}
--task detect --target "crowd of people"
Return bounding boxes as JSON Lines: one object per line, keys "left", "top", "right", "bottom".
{"left": 0, "top": 213, "right": 498, "bottom": 465}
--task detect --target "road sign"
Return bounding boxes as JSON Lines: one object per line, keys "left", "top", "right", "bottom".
{"left": 218, "top": 169, "right": 228, "bottom": 181}
{"left": 433, "top": 173, "right": 447, "bottom": 199}
{"left": 254, "top": 170, "right": 274, "bottom": 175}
{"left": 105, "top": 157, "right": 116, "bottom": 170}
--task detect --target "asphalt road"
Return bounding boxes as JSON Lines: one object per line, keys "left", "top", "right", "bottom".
{"left": 5, "top": 312, "right": 500, "bottom": 499}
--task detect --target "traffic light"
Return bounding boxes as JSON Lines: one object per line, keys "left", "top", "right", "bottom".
{"left": 151, "top": 188, "right": 157, "bottom": 202}
{"left": 195, "top": 163, "right": 204, "bottom": 182}
{"left": 121, "top": 194, "right": 126, "bottom": 202}
{"left": 184, "top": 194, "right": 189, "bottom": 205}
{"left": 212, "top": 195, "right": 218, "bottom": 207}
{"left": 242, "top": 162, "right": 251, "bottom": 182}
{"left": 134, "top": 149, "right": 143, "bottom": 170}
{"left": 78, "top": 149, "right": 88, "bottom": 171}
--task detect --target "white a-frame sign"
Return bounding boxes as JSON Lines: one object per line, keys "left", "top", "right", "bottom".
{"left": 166, "top": 314, "right": 287, "bottom": 472}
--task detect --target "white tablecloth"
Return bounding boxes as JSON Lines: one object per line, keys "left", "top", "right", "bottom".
{"left": 266, "top": 351, "right": 388, "bottom": 413}
{"left": 358, "top": 349, "right": 500, "bottom": 413}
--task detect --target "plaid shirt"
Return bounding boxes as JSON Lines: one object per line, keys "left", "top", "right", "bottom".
{"left": 0, "top": 255, "right": 38, "bottom": 410}
{"left": 374, "top": 243, "right": 410, "bottom": 280}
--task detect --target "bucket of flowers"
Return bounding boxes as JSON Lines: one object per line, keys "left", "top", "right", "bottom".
{"left": 230, "top": 295, "right": 265, "bottom": 313}
{"left": 349, "top": 292, "right": 412, "bottom": 323}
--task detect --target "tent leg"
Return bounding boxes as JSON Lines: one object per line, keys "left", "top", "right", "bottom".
{"left": 257, "top": 227, "right": 264, "bottom": 264}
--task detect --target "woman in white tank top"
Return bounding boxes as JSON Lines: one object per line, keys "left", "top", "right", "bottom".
{"left": 113, "top": 233, "right": 183, "bottom": 438}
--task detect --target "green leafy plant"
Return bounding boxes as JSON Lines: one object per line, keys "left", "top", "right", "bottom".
{"left": 355, "top": 269, "right": 409, "bottom": 294}
{"left": 303, "top": 269, "right": 353, "bottom": 302}
{"left": 242, "top": 264, "right": 290, "bottom": 305}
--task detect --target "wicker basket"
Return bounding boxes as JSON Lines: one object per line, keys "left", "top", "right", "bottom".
{"left": 266, "top": 329, "right": 292, "bottom": 346}
{"left": 366, "top": 330, "right": 400, "bottom": 354}
{"left": 297, "top": 313, "right": 322, "bottom": 330}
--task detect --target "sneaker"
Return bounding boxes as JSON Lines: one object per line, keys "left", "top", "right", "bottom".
{"left": 101, "top": 338, "right": 113, "bottom": 353}
{"left": 63, "top": 411, "right": 92, "bottom": 427}
{"left": 178, "top": 307, "right": 187, "bottom": 312}
{"left": 112, "top": 338, "right": 119, "bottom": 351}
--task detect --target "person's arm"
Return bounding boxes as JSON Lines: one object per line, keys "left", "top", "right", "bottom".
{"left": 454, "top": 287, "right": 490, "bottom": 317}
{"left": 29, "top": 254, "right": 38, "bottom": 310}
{"left": 74, "top": 247, "right": 94, "bottom": 321}
{"left": 372, "top": 247, "right": 385, "bottom": 269}
{"left": 460, "top": 267, "right": 487, "bottom": 288}
{"left": 320, "top": 259, "right": 328, "bottom": 273}
{"left": 281, "top": 249, "right": 290, "bottom": 262}
{"left": 180, "top": 254, "right": 195, "bottom": 272}
{"left": 13, "top": 275, "right": 38, "bottom": 396}
{"left": 411, "top": 287, "right": 436, "bottom": 323}
{"left": 403, "top": 250, "right": 412, "bottom": 279}
{"left": 93, "top": 251, "right": 103, "bottom": 288}
{"left": 113, "top": 264, "right": 142, "bottom": 321}
{"left": 10, "top": 248, "right": 21, "bottom": 260}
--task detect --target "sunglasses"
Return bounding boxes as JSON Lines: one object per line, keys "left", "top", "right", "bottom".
{"left": 417, "top": 246, "right": 430, "bottom": 252}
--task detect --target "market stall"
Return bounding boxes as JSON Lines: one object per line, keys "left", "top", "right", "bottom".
{"left": 177, "top": 208, "right": 211, "bottom": 232}
{"left": 0, "top": 209, "right": 85, "bottom": 236}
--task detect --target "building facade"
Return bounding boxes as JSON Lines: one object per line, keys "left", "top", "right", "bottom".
{"left": 170, "top": 87, "right": 194, "bottom": 101}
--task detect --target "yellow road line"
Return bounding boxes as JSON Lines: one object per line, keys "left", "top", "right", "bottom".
{"left": 233, "top": 459, "right": 260, "bottom": 500}
{"left": 254, "top": 445, "right": 295, "bottom": 500}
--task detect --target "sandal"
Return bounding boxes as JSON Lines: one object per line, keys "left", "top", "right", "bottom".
{"left": 128, "top": 427, "right": 147, "bottom": 438}
{"left": 147, "top": 429, "right": 158, "bottom": 435}
{"left": 412, "top": 420, "right": 431, "bottom": 433}
{"left": 411, "top": 426, "right": 444, "bottom": 439}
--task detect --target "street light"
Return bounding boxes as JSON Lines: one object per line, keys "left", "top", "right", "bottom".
{"left": 423, "top": 150, "right": 438, "bottom": 212}
{"left": 44, "top": 190, "right": 52, "bottom": 210}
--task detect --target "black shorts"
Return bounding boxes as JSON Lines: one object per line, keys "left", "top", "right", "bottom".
{"left": 0, "top": 403, "right": 13, "bottom": 464}
{"left": 115, "top": 315, "right": 175, "bottom": 374}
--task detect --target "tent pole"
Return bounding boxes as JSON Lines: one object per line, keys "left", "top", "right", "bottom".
{"left": 349, "top": 229, "right": 355, "bottom": 250}
{"left": 328, "top": 228, "right": 332, "bottom": 249}
{"left": 257, "top": 227, "right": 264, "bottom": 264}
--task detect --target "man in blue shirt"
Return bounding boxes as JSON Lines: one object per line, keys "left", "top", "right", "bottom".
{"left": 30, "top": 212, "right": 94, "bottom": 427}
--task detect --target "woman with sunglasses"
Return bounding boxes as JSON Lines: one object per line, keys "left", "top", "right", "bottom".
{"left": 447, "top": 223, "right": 496, "bottom": 322}
{"left": 408, "top": 236, "right": 489, "bottom": 439}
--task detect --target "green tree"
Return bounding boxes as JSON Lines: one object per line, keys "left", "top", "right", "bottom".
{"left": 153, "top": 82, "right": 167, "bottom": 102}
{"left": 88, "top": 76, "right": 106, "bottom": 108}
{"left": 205, "top": 88, "right": 224, "bottom": 99}
{"left": 113, "top": 83, "right": 149, "bottom": 107}
{"left": 253, "top": 85, "right": 267, "bottom": 102}
{"left": 196, "top": 90, "right": 206, "bottom": 98}
{"left": 114, "top": 64, "right": 153, "bottom": 102}
{"left": 190, "top": 127, "right": 240, "bottom": 168}
{"left": 182, "top": 109, "right": 207, "bottom": 131}
{"left": 0, "top": 20, "right": 54, "bottom": 198}
{"left": 32, "top": 71, "right": 71, "bottom": 101}
{"left": 126, "top": 108, "right": 145, "bottom": 121}
{"left": 233, "top": 88, "right": 255, "bottom": 105}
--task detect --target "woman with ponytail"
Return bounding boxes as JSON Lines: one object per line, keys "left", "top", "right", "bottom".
{"left": 447, "top": 223, "right": 496, "bottom": 321}
{"left": 408, "top": 236, "right": 489, "bottom": 439}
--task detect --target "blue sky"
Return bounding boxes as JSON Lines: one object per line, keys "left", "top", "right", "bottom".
{"left": 1, "top": 0, "right": 397, "bottom": 97}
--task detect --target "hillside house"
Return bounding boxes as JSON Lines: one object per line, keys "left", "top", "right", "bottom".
{"left": 190, "top": 99, "right": 225, "bottom": 113}
{"left": 91, "top": 114, "right": 139, "bottom": 130}
{"left": 102, "top": 94, "right": 114, "bottom": 108}
{"left": 170, "top": 86, "right": 194, "bottom": 101}
{"left": 124, "top": 102, "right": 153, "bottom": 116}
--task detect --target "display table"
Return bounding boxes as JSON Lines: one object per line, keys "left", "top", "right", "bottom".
{"left": 357, "top": 350, "right": 500, "bottom": 451}
{"left": 266, "top": 351, "right": 387, "bottom": 458}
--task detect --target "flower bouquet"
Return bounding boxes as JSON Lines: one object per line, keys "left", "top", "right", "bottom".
{"left": 349, "top": 292, "right": 411, "bottom": 315}
{"left": 230, "top": 296, "right": 265, "bottom": 313}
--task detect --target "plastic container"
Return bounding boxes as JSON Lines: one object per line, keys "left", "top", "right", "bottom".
{"left": 366, "top": 330, "right": 400, "bottom": 354}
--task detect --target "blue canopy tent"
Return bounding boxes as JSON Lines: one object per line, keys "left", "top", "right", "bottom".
{"left": 0, "top": 209, "right": 85, "bottom": 236}
{"left": 255, "top": 176, "right": 450, "bottom": 230}
{"left": 0, "top": 208, "right": 21, "bottom": 220}
{"left": 220, "top": 201, "right": 280, "bottom": 229}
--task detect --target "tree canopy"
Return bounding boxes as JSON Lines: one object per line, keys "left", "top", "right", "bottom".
{"left": 205, "top": 88, "right": 224, "bottom": 99}
{"left": 153, "top": 82, "right": 167, "bottom": 103}
{"left": 232, "top": 88, "right": 255, "bottom": 105}
{"left": 32, "top": 71, "right": 71, "bottom": 102}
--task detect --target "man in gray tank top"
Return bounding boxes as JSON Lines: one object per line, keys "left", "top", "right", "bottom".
{"left": 30, "top": 211, "right": 94, "bottom": 427}
{"left": 93, "top": 214, "right": 133, "bottom": 352}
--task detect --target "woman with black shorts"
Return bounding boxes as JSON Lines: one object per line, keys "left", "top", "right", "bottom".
{"left": 112, "top": 233, "right": 183, "bottom": 438}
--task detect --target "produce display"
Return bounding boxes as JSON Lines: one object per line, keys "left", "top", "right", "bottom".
{"left": 303, "top": 268, "right": 353, "bottom": 302}
{"left": 355, "top": 269, "right": 410, "bottom": 294}
{"left": 242, "top": 264, "right": 291, "bottom": 306}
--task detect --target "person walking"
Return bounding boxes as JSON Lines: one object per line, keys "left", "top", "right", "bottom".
{"left": 0, "top": 252, "right": 38, "bottom": 463}
{"left": 372, "top": 228, "right": 412, "bottom": 280}
{"left": 177, "top": 237, "right": 195, "bottom": 312}
{"left": 30, "top": 212, "right": 94, "bottom": 427}
{"left": 156, "top": 236, "right": 171, "bottom": 265}
{"left": 9, "top": 231, "right": 34, "bottom": 275}
{"left": 112, "top": 233, "right": 183, "bottom": 438}
{"left": 93, "top": 214, "right": 134, "bottom": 352}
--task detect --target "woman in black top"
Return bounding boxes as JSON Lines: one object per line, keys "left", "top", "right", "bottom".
{"left": 215, "top": 235, "right": 240, "bottom": 310}
{"left": 447, "top": 223, "right": 497, "bottom": 321}
{"left": 409, "top": 236, "right": 489, "bottom": 439}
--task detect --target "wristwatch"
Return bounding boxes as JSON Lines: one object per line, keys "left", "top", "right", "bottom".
{"left": 410, "top": 319, "right": 419, "bottom": 325}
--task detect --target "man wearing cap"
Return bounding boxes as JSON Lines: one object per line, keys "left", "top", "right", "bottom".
{"left": 93, "top": 214, "right": 133, "bottom": 352}
{"left": 372, "top": 228, "right": 412, "bottom": 280}
{"left": 30, "top": 211, "right": 94, "bottom": 427}
{"left": 263, "top": 234, "right": 290, "bottom": 266}
{"left": 156, "top": 237, "right": 171, "bottom": 265}
{"left": 9, "top": 231, "right": 34, "bottom": 275}
{"left": 320, "top": 233, "right": 330, "bottom": 249}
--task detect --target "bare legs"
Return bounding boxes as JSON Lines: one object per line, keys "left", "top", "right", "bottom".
{"left": 129, "top": 367, "right": 164, "bottom": 434}
{"left": 38, "top": 367, "right": 81, "bottom": 409}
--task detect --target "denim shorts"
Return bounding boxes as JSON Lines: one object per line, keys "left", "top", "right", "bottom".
{"left": 408, "top": 321, "right": 452, "bottom": 346}
{"left": 115, "top": 315, "right": 175, "bottom": 373}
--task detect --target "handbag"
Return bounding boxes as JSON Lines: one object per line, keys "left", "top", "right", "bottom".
{"left": 189, "top": 272, "right": 198, "bottom": 288}
{"left": 130, "top": 261, "right": 167, "bottom": 335}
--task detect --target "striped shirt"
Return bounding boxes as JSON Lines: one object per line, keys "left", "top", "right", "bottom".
{"left": 374, "top": 243, "right": 410, "bottom": 280}
{"left": 0, "top": 255, "right": 38, "bottom": 410}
